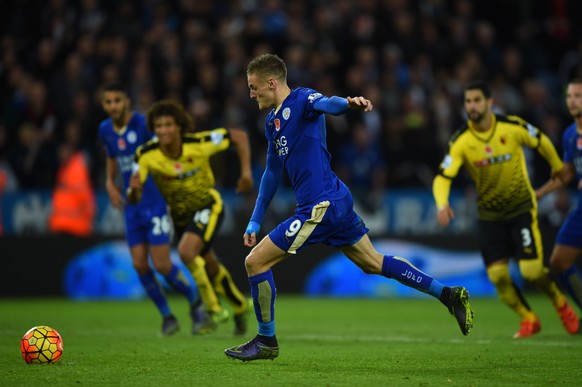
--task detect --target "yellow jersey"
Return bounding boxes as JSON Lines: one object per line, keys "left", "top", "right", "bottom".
{"left": 135, "top": 128, "right": 231, "bottom": 227}
{"left": 433, "top": 114, "right": 563, "bottom": 221}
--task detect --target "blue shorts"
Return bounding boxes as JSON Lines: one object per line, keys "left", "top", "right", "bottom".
{"left": 269, "top": 193, "right": 369, "bottom": 254}
{"left": 125, "top": 203, "right": 172, "bottom": 248}
{"left": 556, "top": 205, "right": 582, "bottom": 249}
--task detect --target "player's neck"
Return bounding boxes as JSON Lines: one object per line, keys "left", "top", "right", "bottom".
{"left": 113, "top": 112, "right": 133, "bottom": 132}
{"left": 472, "top": 113, "right": 493, "bottom": 132}
{"left": 160, "top": 138, "right": 182, "bottom": 159}
{"left": 274, "top": 85, "right": 291, "bottom": 113}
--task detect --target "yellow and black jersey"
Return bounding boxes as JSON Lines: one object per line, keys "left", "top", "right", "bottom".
{"left": 433, "top": 114, "right": 563, "bottom": 221}
{"left": 135, "top": 128, "right": 231, "bottom": 227}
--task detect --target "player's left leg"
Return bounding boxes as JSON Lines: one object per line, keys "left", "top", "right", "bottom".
{"left": 517, "top": 209, "right": 578, "bottom": 334}
{"left": 204, "top": 249, "right": 249, "bottom": 335}
{"left": 225, "top": 235, "right": 288, "bottom": 361}
{"left": 551, "top": 244, "right": 582, "bottom": 313}
{"left": 149, "top": 243, "right": 198, "bottom": 305}
{"left": 130, "top": 243, "right": 177, "bottom": 336}
{"left": 550, "top": 210, "right": 582, "bottom": 327}
{"left": 340, "top": 234, "right": 474, "bottom": 335}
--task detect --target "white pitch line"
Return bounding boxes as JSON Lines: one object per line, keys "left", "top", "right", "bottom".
{"left": 286, "top": 334, "right": 579, "bottom": 347}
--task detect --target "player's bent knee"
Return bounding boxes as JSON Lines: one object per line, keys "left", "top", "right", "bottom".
{"left": 152, "top": 261, "right": 172, "bottom": 275}
{"left": 178, "top": 246, "right": 196, "bottom": 264}
{"left": 244, "top": 253, "right": 257, "bottom": 272}
{"left": 358, "top": 262, "right": 376, "bottom": 275}
{"left": 519, "top": 260, "right": 546, "bottom": 282}
{"left": 486, "top": 263, "right": 512, "bottom": 287}
{"left": 550, "top": 255, "right": 571, "bottom": 273}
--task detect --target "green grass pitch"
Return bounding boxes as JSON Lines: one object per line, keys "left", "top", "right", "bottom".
{"left": 1, "top": 294, "right": 581, "bottom": 386}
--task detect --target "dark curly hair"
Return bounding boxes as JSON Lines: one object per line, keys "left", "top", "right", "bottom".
{"left": 145, "top": 100, "right": 194, "bottom": 133}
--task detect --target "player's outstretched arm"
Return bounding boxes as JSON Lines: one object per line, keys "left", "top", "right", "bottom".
{"left": 536, "top": 163, "right": 575, "bottom": 199}
{"left": 229, "top": 128, "right": 254, "bottom": 193}
{"left": 105, "top": 157, "right": 125, "bottom": 210}
{"left": 244, "top": 152, "right": 282, "bottom": 247}
{"left": 432, "top": 174, "right": 454, "bottom": 227}
{"left": 347, "top": 96, "right": 373, "bottom": 112}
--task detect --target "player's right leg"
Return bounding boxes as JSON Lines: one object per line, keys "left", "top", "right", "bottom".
{"left": 225, "top": 235, "right": 287, "bottom": 361}
{"left": 177, "top": 231, "right": 226, "bottom": 333}
{"left": 486, "top": 262, "right": 541, "bottom": 338}
{"left": 516, "top": 210, "right": 578, "bottom": 335}
{"left": 551, "top": 244, "right": 582, "bottom": 313}
{"left": 203, "top": 250, "right": 250, "bottom": 335}
{"left": 130, "top": 243, "right": 177, "bottom": 336}
{"left": 550, "top": 209, "right": 582, "bottom": 332}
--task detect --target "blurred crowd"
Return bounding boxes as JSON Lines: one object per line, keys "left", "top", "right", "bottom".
{"left": 1, "top": 0, "right": 582, "bottom": 214}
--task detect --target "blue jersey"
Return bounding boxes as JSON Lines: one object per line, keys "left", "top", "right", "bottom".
{"left": 97, "top": 112, "right": 170, "bottom": 247}
{"left": 265, "top": 87, "right": 349, "bottom": 211}
{"left": 556, "top": 123, "right": 582, "bottom": 248}
{"left": 562, "top": 123, "right": 582, "bottom": 203}
{"left": 262, "top": 88, "right": 368, "bottom": 253}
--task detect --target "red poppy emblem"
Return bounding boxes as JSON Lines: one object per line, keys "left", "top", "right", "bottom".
{"left": 577, "top": 137, "right": 582, "bottom": 150}
{"left": 117, "top": 138, "right": 126, "bottom": 150}
{"left": 174, "top": 163, "right": 182, "bottom": 172}
{"left": 485, "top": 145, "right": 492, "bottom": 155}
{"left": 274, "top": 118, "right": 281, "bottom": 131}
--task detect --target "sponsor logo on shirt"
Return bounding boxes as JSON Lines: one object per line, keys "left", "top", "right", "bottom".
{"left": 116, "top": 155, "right": 134, "bottom": 173}
{"left": 160, "top": 168, "right": 200, "bottom": 181}
{"left": 274, "top": 135, "right": 288, "bottom": 156}
{"left": 473, "top": 153, "right": 512, "bottom": 167}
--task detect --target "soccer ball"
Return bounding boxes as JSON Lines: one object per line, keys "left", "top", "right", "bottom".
{"left": 20, "top": 326, "right": 64, "bottom": 364}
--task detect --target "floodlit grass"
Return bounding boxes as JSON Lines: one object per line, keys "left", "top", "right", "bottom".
{"left": 1, "top": 294, "right": 581, "bottom": 386}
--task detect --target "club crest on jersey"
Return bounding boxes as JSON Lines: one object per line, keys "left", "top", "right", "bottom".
{"left": 282, "top": 107, "right": 291, "bottom": 120}
{"left": 127, "top": 131, "right": 137, "bottom": 144}
{"left": 274, "top": 118, "right": 281, "bottom": 131}
{"left": 500, "top": 135, "right": 506, "bottom": 145}
{"left": 577, "top": 137, "right": 582, "bottom": 150}
{"left": 117, "top": 137, "right": 126, "bottom": 150}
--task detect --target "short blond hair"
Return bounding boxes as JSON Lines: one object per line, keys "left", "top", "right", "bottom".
{"left": 247, "top": 53, "right": 287, "bottom": 81}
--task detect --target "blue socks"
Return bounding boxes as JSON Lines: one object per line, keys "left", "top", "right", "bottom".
{"left": 164, "top": 263, "right": 197, "bottom": 304}
{"left": 381, "top": 255, "right": 444, "bottom": 298}
{"left": 139, "top": 270, "right": 171, "bottom": 317}
{"left": 249, "top": 270, "right": 276, "bottom": 337}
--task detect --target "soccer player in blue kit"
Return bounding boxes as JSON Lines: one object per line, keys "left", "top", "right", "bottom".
{"left": 98, "top": 83, "right": 203, "bottom": 336}
{"left": 537, "top": 78, "right": 582, "bottom": 331}
{"left": 224, "top": 54, "right": 475, "bottom": 361}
